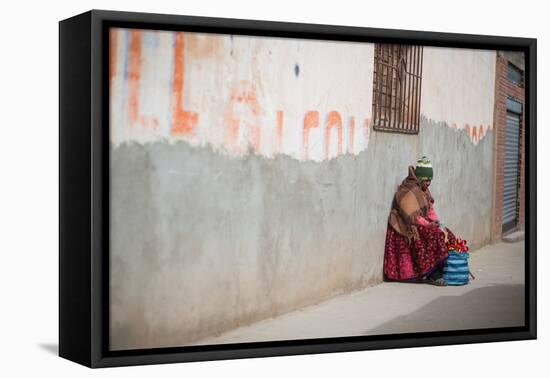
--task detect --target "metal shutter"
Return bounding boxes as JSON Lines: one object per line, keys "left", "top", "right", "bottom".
{"left": 502, "top": 111, "right": 521, "bottom": 231}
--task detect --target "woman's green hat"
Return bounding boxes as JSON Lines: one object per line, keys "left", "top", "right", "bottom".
{"left": 415, "top": 156, "right": 433, "bottom": 181}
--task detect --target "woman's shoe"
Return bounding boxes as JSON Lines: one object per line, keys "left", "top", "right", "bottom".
{"left": 425, "top": 277, "right": 448, "bottom": 286}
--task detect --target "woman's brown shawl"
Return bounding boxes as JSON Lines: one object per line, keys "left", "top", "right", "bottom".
{"left": 388, "top": 166, "right": 435, "bottom": 242}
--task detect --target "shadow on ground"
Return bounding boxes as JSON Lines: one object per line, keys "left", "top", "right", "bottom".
{"left": 37, "top": 343, "right": 58, "bottom": 355}
{"left": 365, "top": 284, "right": 525, "bottom": 335}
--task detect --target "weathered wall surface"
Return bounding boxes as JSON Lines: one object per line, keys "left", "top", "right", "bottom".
{"left": 109, "top": 28, "right": 496, "bottom": 349}
{"left": 418, "top": 119, "right": 493, "bottom": 248}
{"left": 110, "top": 134, "right": 410, "bottom": 349}
{"left": 418, "top": 46, "right": 495, "bottom": 247}
{"left": 421, "top": 46, "right": 496, "bottom": 144}
{"left": 110, "top": 29, "right": 374, "bottom": 161}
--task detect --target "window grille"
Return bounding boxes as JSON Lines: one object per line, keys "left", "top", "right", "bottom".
{"left": 372, "top": 44, "right": 423, "bottom": 134}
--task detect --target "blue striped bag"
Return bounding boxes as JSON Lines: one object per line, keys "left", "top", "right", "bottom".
{"left": 443, "top": 251, "right": 470, "bottom": 285}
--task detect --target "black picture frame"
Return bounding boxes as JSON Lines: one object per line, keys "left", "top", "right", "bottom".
{"left": 59, "top": 9, "right": 537, "bottom": 368}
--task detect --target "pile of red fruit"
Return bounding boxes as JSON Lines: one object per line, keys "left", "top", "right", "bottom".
{"left": 446, "top": 238, "right": 469, "bottom": 253}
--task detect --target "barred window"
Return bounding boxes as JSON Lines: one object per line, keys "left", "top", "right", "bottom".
{"left": 372, "top": 44, "right": 423, "bottom": 134}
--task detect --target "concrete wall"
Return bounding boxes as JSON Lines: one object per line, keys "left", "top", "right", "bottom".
{"left": 109, "top": 28, "right": 496, "bottom": 350}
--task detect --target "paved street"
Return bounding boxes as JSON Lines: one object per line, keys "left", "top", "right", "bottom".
{"left": 194, "top": 241, "right": 525, "bottom": 345}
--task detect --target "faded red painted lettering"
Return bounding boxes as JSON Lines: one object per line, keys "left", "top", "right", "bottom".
{"left": 172, "top": 33, "right": 199, "bottom": 135}
{"left": 127, "top": 30, "right": 158, "bottom": 129}
{"left": 128, "top": 30, "right": 142, "bottom": 124}
{"left": 325, "top": 111, "right": 343, "bottom": 159}
{"left": 471, "top": 125, "right": 478, "bottom": 144}
{"left": 109, "top": 29, "right": 117, "bottom": 85}
{"left": 303, "top": 111, "right": 319, "bottom": 160}
{"left": 224, "top": 81, "right": 262, "bottom": 152}
{"left": 276, "top": 111, "right": 284, "bottom": 153}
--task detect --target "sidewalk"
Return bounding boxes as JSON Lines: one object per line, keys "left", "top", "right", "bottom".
{"left": 193, "top": 241, "right": 525, "bottom": 345}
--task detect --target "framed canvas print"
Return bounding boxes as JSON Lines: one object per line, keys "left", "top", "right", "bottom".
{"left": 59, "top": 10, "right": 537, "bottom": 368}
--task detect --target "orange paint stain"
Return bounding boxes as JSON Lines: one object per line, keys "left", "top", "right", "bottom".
{"left": 251, "top": 127, "right": 261, "bottom": 153}
{"left": 134, "top": 118, "right": 158, "bottom": 131}
{"left": 109, "top": 29, "right": 117, "bottom": 85}
{"left": 127, "top": 30, "right": 159, "bottom": 130}
{"left": 471, "top": 125, "right": 478, "bottom": 144}
{"left": 224, "top": 111, "right": 240, "bottom": 146}
{"left": 325, "top": 111, "right": 343, "bottom": 159}
{"left": 172, "top": 33, "right": 199, "bottom": 136}
{"left": 276, "top": 111, "right": 284, "bottom": 153}
{"left": 349, "top": 116, "right": 355, "bottom": 154}
{"left": 223, "top": 81, "right": 262, "bottom": 152}
{"left": 128, "top": 30, "right": 142, "bottom": 124}
{"left": 185, "top": 33, "right": 224, "bottom": 59}
{"left": 303, "top": 111, "right": 319, "bottom": 160}
{"left": 459, "top": 123, "right": 489, "bottom": 144}
{"left": 232, "top": 85, "right": 260, "bottom": 116}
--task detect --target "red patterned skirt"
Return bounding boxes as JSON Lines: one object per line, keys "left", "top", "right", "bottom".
{"left": 383, "top": 225, "right": 456, "bottom": 281}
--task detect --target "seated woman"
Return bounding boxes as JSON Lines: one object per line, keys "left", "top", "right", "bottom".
{"left": 383, "top": 156, "right": 456, "bottom": 286}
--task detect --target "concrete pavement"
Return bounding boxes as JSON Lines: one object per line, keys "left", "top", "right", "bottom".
{"left": 193, "top": 241, "right": 525, "bottom": 345}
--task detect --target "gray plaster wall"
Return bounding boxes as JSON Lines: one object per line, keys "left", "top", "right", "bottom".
{"left": 110, "top": 119, "right": 493, "bottom": 350}
{"left": 418, "top": 119, "right": 493, "bottom": 248}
